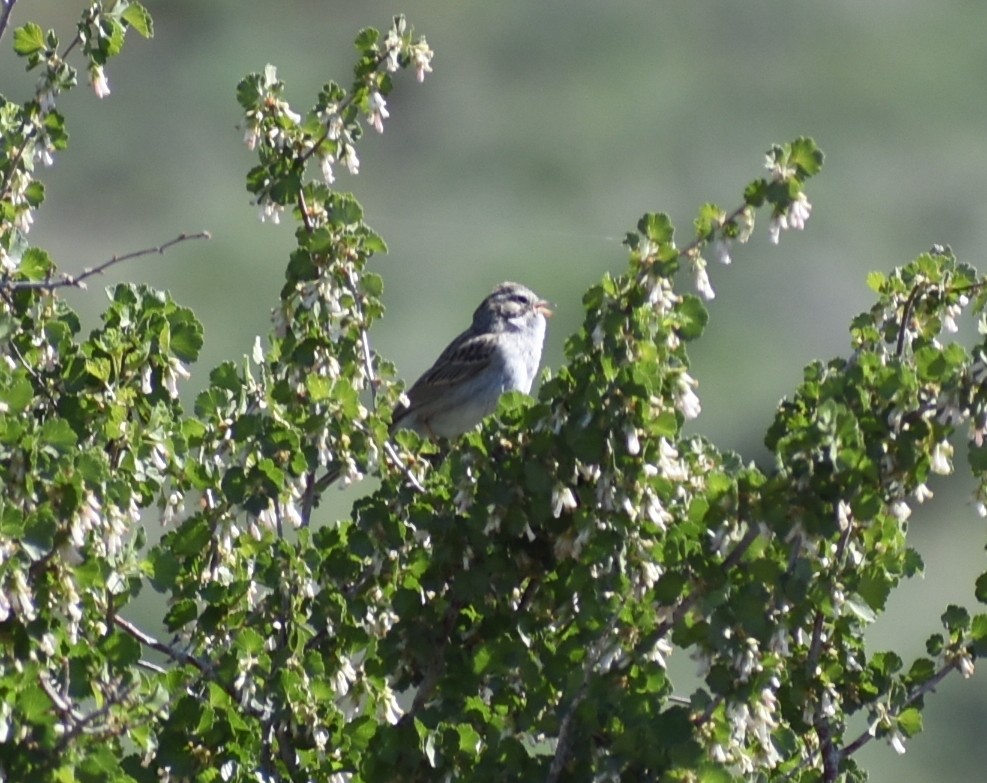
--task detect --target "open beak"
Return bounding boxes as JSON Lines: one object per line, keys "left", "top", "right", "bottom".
{"left": 536, "top": 299, "right": 554, "bottom": 317}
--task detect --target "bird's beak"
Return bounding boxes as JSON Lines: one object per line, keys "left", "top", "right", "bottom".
{"left": 536, "top": 300, "right": 554, "bottom": 317}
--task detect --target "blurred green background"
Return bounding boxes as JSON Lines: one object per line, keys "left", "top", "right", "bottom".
{"left": 5, "top": 1, "right": 987, "bottom": 778}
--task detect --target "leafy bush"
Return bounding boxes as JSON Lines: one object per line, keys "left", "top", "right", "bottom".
{"left": 1, "top": 5, "right": 985, "bottom": 782}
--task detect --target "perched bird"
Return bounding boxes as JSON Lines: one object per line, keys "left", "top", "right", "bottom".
{"left": 312, "top": 282, "right": 551, "bottom": 495}
{"left": 391, "top": 281, "right": 552, "bottom": 439}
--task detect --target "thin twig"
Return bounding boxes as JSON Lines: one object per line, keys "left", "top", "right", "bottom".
{"left": 0, "top": 0, "right": 17, "bottom": 43}
{"left": 546, "top": 609, "right": 623, "bottom": 783}
{"left": 629, "top": 523, "right": 760, "bottom": 664}
{"left": 296, "top": 53, "right": 385, "bottom": 167}
{"left": 838, "top": 660, "right": 958, "bottom": 761}
{"left": 135, "top": 658, "right": 169, "bottom": 676}
{"left": 895, "top": 283, "right": 924, "bottom": 357}
{"left": 0, "top": 231, "right": 211, "bottom": 292}
{"left": 113, "top": 614, "right": 251, "bottom": 713}
{"left": 41, "top": 671, "right": 139, "bottom": 753}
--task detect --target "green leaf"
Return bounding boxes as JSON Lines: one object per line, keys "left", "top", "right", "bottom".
{"left": 102, "top": 631, "right": 141, "bottom": 666}
{"left": 1, "top": 375, "right": 34, "bottom": 413}
{"left": 971, "top": 613, "right": 987, "bottom": 643}
{"left": 13, "top": 23, "right": 45, "bottom": 56}
{"left": 693, "top": 203, "right": 723, "bottom": 239}
{"left": 19, "top": 247, "right": 53, "bottom": 281}
{"left": 24, "top": 510, "right": 57, "bottom": 559}
{"left": 332, "top": 192, "right": 364, "bottom": 225}
{"left": 164, "top": 598, "right": 198, "bottom": 631}
{"left": 235, "top": 627, "right": 266, "bottom": 656}
{"left": 41, "top": 418, "right": 77, "bottom": 453}
{"left": 976, "top": 572, "right": 987, "bottom": 604}
{"left": 866, "top": 270, "right": 887, "bottom": 293}
{"left": 121, "top": 2, "right": 154, "bottom": 38}
{"left": 896, "top": 707, "right": 923, "bottom": 737}
{"left": 354, "top": 27, "right": 380, "bottom": 52}
{"left": 676, "top": 295, "right": 708, "bottom": 341}
{"left": 941, "top": 604, "right": 970, "bottom": 633}
{"left": 169, "top": 308, "right": 204, "bottom": 362}
{"left": 788, "top": 136, "right": 824, "bottom": 177}
{"left": 306, "top": 374, "right": 332, "bottom": 401}
{"left": 222, "top": 467, "right": 248, "bottom": 503}
{"left": 637, "top": 212, "right": 674, "bottom": 245}
{"left": 148, "top": 548, "right": 180, "bottom": 592}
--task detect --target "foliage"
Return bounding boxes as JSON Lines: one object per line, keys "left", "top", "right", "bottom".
{"left": 1, "top": 4, "right": 986, "bottom": 782}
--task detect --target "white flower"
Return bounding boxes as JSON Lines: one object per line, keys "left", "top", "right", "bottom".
{"left": 243, "top": 126, "right": 259, "bottom": 150}
{"left": 332, "top": 657, "right": 358, "bottom": 696}
{"left": 383, "top": 16, "right": 407, "bottom": 72}
{"left": 90, "top": 65, "right": 110, "bottom": 99}
{"left": 34, "top": 143, "right": 54, "bottom": 168}
{"left": 551, "top": 484, "right": 577, "bottom": 518}
{"left": 889, "top": 728, "right": 907, "bottom": 755}
{"left": 9, "top": 570, "right": 36, "bottom": 621}
{"left": 625, "top": 425, "right": 641, "bottom": 456}
{"left": 342, "top": 144, "right": 360, "bottom": 175}
{"left": 890, "top": 500, "right": 911, "bottom": 523}
{"left": 657, "top": 439, "right": 689, "bottom": 481}
{"left": 692, "top": 256, "right": 715, "bottom": 300}
{"left": 14, "top": 207, "right": 33, "bottom": 234}
{"left": 141, "top": 366, "right": 154, "bottom": 395}
{"left": 38, "top": 88, "right": 56, "bottom": 113}
{"left": 930, "top": 440, "right": 953, "bottom": 475}
{"left": 367, "top": 91, "right": 389, "bottom": 134}
{"left": 733, "top": 638, "right": 760, "bottom": 682}
{"left": 768, "top": 193, "right": 812, "bottom": 245}
{"left": 320, "top": 155, "right": 335, "bottom": 185}
{"left": 913, "top": 483, "right": 933, "bottom": 503}
{"left": 638, "top": 560, "right": 663, "bottom": 591}
{"left": 257, "top": 197, "right": 284, "bottom": 225}
{"left": 675, "top": 374, "right": 702, "bottom": 420}
{"left": 645, "top": 636, "right": 673, "bottom": 668}
{"left": 765, "top": 152, "right": 796, "bottom": 180}
{"left": 957, "top": 653, "right": 975, "bottom": 679}
{"left": 643, "top": 491, "right": 671, "bottom": 530}
{"left": 412, "top": 41, "right": 434, "bottom": 82}
{"left": 768, "top": 216, "right": 782, "bottom": 245}
{"left": 943, "top": 303, "right": 961, "bottom": 334}
{"left": 837, "top": 499, "right": 851, "bottom": 530}
{"left": 713, "top": 238, "right": 732, "bottom": 265}
{"left": 786, "top": 192, "right": 811, "bottom": 230}
{"left": 164, "top": 357, "right": 191, "bottom": 399}
{"left": 376, "top": 683, "right": 404, "bottom": 725}
{"left": 736, "top": 207, "right": 755, "bottom": 243}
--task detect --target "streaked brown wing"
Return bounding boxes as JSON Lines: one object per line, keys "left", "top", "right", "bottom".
{"left": 392, "top": 331, "right": 495, "bottom": 423}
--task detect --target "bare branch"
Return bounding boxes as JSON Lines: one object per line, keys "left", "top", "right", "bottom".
{"left": 0, "top": 0, "right": 17, "bottom": 43}
{"left": 112, "top": 614, "right": 253, "bottom": 714}
{"left": 0, "top": 231, "right": 211, "bottom": 292}
{"left": 838, "top": 660, "right": 958, "bottom": 762}
{"left": 546, "top": 609, "right": 623, "bottom": 783}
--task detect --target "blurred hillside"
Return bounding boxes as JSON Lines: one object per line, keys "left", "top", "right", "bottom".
{"left": 4, "top": 1, "right": 987, "bottom": 779}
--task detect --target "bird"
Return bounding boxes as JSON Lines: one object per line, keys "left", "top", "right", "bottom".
{"left": 310, "top": 281, "right": 552, "bottom": 496}
{"left": 390, "top": 281, "right": 552, "bottom": 439}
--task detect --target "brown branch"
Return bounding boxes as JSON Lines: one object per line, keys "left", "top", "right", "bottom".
{"left": 838, "top": 659, "right": 958, "bottom": 762}
{"left": 546, "top": 609, "right": 623, "bottom": 783}
{"left": 40, "top": 671, "right": 139, "bottom": 753}
{"left": 112, "top": 614, "right": 255, "bottom": 716}
{"left": 1, "top": 231, "right": 211, "bottom": 292}
{"left": 297, "top": 52, "right": 386, "bottom": 167}
{"left": 895, "top": 283, "right": 924, "bottom": 357}
{"left": 0, "top": 0, "right": 17, "bottom": 43}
